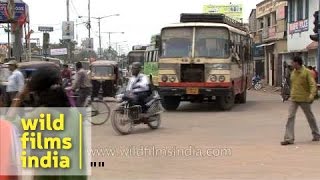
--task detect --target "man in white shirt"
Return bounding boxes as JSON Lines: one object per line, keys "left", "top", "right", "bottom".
{"left": 5, "top": 60, "right": 24, "bottom": 106}
{"left": 125, "top": 62, "right": 151, "bottom": 112}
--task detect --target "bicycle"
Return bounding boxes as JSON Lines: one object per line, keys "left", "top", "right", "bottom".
{"left": 66, "top": 87, "right": 111, "bottom": 125}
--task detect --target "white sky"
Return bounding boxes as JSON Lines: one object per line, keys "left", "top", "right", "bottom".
{"left": 7, "top": 0, "right": 262, "bottom": 54}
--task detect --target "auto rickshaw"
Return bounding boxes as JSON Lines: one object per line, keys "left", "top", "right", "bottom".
{"left": 90, "top": 60, "right": 121, "bottom": 98}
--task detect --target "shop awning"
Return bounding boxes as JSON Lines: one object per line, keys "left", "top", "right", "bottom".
{"left": 306, "top": 41, "right": 318, "bottom": 50}
{"left": 255, "top": 42, "right": 275, "bottom": 48}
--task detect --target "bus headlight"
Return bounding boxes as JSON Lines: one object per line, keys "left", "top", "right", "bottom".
{"left": 219, "top": 75, "right": 226, "bottom": 82}
{"left": 210, "top": 75, "right": 217, "bottom": 82}
{"left": 161, "top": 75, "right": 168, "bottom": 82}
{"left": 169, "top": 76, "right": 176, "bottom": 82}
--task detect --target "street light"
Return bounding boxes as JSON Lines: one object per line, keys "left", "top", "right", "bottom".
{"left": 79, "top": 14, "right": 120, "bottom": 57}
{"left": 101, "top": 31, "right": 125, "bottom": 49}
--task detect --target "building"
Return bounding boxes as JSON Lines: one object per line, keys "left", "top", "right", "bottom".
{"left": 249, "top": 9, "right": 265, "bottom": 77}
{"left": 254, "top": 0, "right": 288, "bottom": 87}
{"left": 287, "top": 0, "right": 319, "bottom": 68}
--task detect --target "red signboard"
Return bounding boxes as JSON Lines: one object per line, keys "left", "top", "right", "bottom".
{"left": 276, "top": 6, "right": 285, "bottom": 20}
{"left": 268, "top": 27, "right": 276, "bottom": 38}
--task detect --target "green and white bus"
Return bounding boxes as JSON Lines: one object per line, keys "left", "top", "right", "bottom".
{"left": 144, "top": 44, "right": 159, "bottom": 86}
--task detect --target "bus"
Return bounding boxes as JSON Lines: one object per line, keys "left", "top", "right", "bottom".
{"left": 127, "top": 45, "right": 146, "bottom": 67}
{"left": 154, "top": 13, "right": 254, "bottom": 111}
{"left": 144, "top": 44, "right": 159, "bottom": 86}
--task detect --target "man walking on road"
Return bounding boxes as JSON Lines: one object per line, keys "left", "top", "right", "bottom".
{"left": 5, "top": 60, "right": 24, "bottom": 107}
{"left": 281, "top": 56, "right": 320, "bottom": 145}
{"left": 70, "top": 62, "right": 92, "bottom": 107}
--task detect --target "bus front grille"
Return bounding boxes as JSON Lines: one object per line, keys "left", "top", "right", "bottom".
{"left": 181, "top": 64, "right": 205, "bottom": 82}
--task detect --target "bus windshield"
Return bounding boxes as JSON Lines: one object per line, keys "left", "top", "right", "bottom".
{"left": 128, "top": 51, "right": 144, "bottom": 65}
{"left": 195, "top": 27, "right": 230, "bottom": 58}
{"left": 161, "top": 27, "right": 193, "bottom": 58}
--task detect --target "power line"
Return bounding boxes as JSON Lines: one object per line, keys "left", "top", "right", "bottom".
{"left": 70, "top": 0, "right": 80, "bottom": 17}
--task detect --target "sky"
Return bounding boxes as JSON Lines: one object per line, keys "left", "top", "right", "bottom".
{"left": 5, "top": 0, "right": 262, "bottom": 54}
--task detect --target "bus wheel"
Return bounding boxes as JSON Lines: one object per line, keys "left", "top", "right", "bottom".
{"left": 217, "top": 93, "right": 235, "bottom": 111}
{"left": 238, "top": 85, "right": 247, "bottom": 104}
{"left": 161, "top": 96, "right": 180, "bottom": 111}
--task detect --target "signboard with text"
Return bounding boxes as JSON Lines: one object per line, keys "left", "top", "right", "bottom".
{"left": 289, "top": 19, "right": 308, "bottom": 34}
{"left": 50, "top": 48, "right": 68, "bottom": 56}
{"left": 62, "top": 21, "right": 74, "bottom": 40}
{"left": 203, "top": 4, "right": 243, "bottom": 22}
{"left": 0, "top": 2, "right": 29, "bottom": 23}
{"left": 276, "top": 6, "right": 286, "bottom": 20}
{"left": 38, "top": 26, "right": 53, "bottom": 32}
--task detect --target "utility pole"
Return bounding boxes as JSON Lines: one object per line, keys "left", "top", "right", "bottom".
{"left": 98, "top": 18, "right": 102, "bottom": 57}
{"left": 88, "top": 0, "right": 91, "bottom": 54}
{"left": 66, "top": 0, "right": 71, "bottom": 63}
{"left": 318, "top": 1, "right": 320, "bottom": 84}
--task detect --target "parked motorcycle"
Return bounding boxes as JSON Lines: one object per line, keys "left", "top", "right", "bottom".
{"left": 111, "top": 88, "right": 164, "bottom": 135}
{"left": 251, "top": 75, "right": 262, "bottom": 90}
{"left": 281, "top": 77, "right": 290, "bottom": 102}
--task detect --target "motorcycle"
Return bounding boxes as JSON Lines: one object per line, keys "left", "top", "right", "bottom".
{"left": 111, "top": 87, "right": 164, "bottom": 135}
{"left": 251, "top": 75, "right": 262, "bottom": 90}
{"left": 281, "top": 77, "right": 290, "bottom": 102}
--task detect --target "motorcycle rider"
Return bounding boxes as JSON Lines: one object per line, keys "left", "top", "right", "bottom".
{"left": 124, "top": 62, "right": 151, "bottom": 114}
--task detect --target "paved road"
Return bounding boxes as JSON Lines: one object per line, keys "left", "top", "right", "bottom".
{"left": 89, "top": 90, "right": 320, "bottom": 180}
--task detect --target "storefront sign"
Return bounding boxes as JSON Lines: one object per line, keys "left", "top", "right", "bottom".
{"left": 289, "top": 19, "right": 308, "bottom": 34}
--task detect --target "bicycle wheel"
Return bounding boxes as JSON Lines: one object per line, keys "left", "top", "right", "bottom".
{"left": 86, "top": 100, "right": 111, "bottom": 125}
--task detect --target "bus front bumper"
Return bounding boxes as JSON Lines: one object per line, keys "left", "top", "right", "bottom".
{"left": 158, "top": 87, "right": 233, "bottom": 97}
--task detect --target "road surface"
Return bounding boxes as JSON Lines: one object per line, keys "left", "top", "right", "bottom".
{"left": 45, "top": 90, "right": 320, "bottom": 179}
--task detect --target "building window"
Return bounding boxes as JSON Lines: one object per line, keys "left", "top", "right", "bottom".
{"left": 289, "top": 0, "right": 295, "bottom": 22}
{"left": 267, "top": 16, "right": 271, "bottom": 27}
{"left": 297, "top": 0, "right": 303, "bottom": 20}
{"left": 305, "top": 0, "right": 309, "bottom": 19}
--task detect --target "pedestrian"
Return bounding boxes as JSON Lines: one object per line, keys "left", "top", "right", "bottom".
{"left": 308, "top": 66, "right": 317, "bottom": 80}
{"left": 313, "top": 66, "right": 318, "bottom": 83}
{"left": 281, "top": 56, "right": 320, "bottom": 145}
{"left": 61, "top": 64, "right": 72, "bottom": 80}
{"left": 69, "top": 62, "right": 92, "bottom": 107}
{"left": 0, "top": 119, "right": 20, "bottom": 180}
{"left": 5, "top": 60, "right": 24, "bottom": 107}
{"left": 7, "top": 66, "right": 88, "bottom": 180}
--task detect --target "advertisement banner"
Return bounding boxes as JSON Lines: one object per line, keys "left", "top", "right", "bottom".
{"left": 50, "top": 48, "right": 68, "bottom": 56}
{"left": 203, "top": 4, "right": 243, "bottom": 22}
{"left": 62, "top": 21, "right": 74, "bottom": 40}
{"left": 276, "top": 6, "right": 286, "bottom": 20}
{"left": 0, "top": 2, "right": 28, "bottom": 23}
{"left": 289, "top": 19, "right": 308, "bottom": 34}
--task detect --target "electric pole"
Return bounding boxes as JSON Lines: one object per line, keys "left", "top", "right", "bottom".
{"left": 98, "top": 18, "right": 101, "bottom": 57}
{"left": 318, "top": 1, "right": 320, "bottom": 84}
{"left": 67, "top": 0, "right": 71, "bottom": 63}
{"left": 88, "top": 0, "right": 91, "bottom": 53}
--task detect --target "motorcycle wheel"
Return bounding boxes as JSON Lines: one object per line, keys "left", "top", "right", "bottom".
{"left": 147, "top": 114, "right": 161, "bottom": 129}
{"left": 111, "top": 107, "right": 133, "bottom": 135}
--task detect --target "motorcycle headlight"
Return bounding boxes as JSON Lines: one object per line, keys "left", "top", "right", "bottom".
{"left": 161, "top": 75, "right": 168, "bottom": 82}
{"left": 219, "top": 75, "right": 225, "bottom": 82}
{"left": 169, "top": 76, "right": 176, "bottom": 82}
{"left": 210, "top": 75, "right": 217, "bottom": 82}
